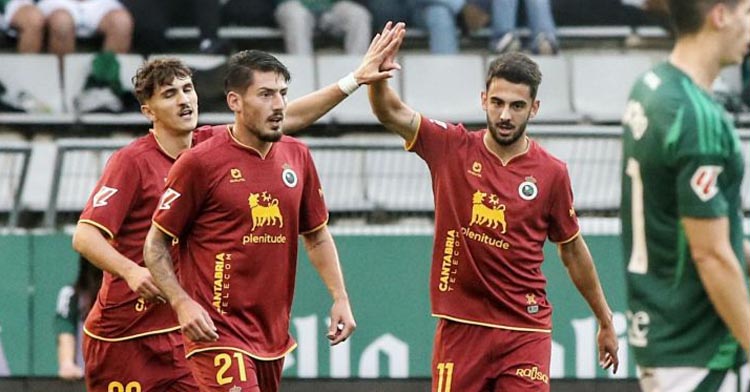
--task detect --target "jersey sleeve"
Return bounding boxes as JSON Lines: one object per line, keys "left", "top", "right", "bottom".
{"left": 666, "top": 106, "right": 732, "bottom": 218}
{"left": 407, "top": 115, "right": 465, "bottom": 166}
{"left": 152, "top": 151, "right": 207, "bottom": 239}
{"left": 53, "top": 286, "right": 77, "bottom": 335}
{"left": 547, "top": 165, "right": 580, "bottom": 243}
{"left": 299, "top": 148, "right": 329, "bottom": 234}
{"left": 78, "top": 150, "right": 141, "bottom": 239}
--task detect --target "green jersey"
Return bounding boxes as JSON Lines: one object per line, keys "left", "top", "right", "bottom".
{"left": 621, "top": 62, "right": 746, "bottom": 368}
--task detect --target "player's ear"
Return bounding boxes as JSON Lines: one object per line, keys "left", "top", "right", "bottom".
{"left": 481, "top": 90, "right": 488, "bottom": 112}
{"left": 530, "top": 99, "right": 540, "bottom": 118}
{"left": 140, "top": 104, "right": 156, "bottom": 122}
{"left": 707, "top": 2, "right": 729, "bottom": 30}
{"left": 226, "top": 90, "right": 241, "bottom": 112}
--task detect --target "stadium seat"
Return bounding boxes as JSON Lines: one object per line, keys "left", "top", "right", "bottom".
{"left": 0, "top": 54, "right": 73, "bottom": 124}
{"left": 402, "top": 54, "right": 486, "bottom": 124}
{"left": 63, "top": 53, "right": 146, "bottom": 125}
{"left": 526, "top": 56, "right": 580, "bottom": 123}
{"left": 315, "top": 54, "right": 400, "bottom": 125}
{"left": 364, "top": 149, "right": 434, "bottom": 212}
{"left": 535, "top": 128, "right": 621, "bottom": 211}
{"left": 571, "top": 53, "right": 653, "bottom": 123}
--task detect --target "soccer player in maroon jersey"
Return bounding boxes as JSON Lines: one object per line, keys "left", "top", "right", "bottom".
{"left": 143, "top": 47, "right": 384, "bottom": 391}
{"left": 367, "top": 52, "right": 619, "bottom": 391}
{"left": 73, "top": 22, "right": 405, "bottom": 392}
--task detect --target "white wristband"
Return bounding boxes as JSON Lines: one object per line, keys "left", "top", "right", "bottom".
{"left": 337, "top": 73, "right": 360, "bottom": 96}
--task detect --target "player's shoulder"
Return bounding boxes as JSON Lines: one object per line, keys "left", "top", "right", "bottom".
{"left": 193, "top": 124, "right": 228, "bottom": 145}
{"left": 529, "top": 139, "right": 568, "bottom": 172}
{"left": 109, "top": 133, "right": 157, "bottom": 164}
{"left": 277, "top": 134, "right": 312, "bottom": 153}
{"left": 188, "top": 127, "right": 230, "bottom": 156}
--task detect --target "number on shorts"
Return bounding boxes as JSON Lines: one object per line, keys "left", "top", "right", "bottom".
{"left": 107, "top": 381, "right": 141, "bottom": 392}
{"left": 436, "top": 362, "right": 454, "bottom": 392}
{"left": 214, "top": 352, "right": 248, "bottom": 386}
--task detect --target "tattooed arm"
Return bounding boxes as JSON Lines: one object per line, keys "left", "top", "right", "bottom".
{"left": 367, "top": 78, "right": 420, "bottom": 143}
{"left": 143, "top": 225, "right": 218, "bottom": 342}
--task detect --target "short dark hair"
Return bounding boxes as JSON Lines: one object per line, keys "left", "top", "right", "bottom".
{"left": 486, "top": 53, "right": 542, "bottom": 99}
{"left": 668, "top": 0, "right": 741, "bottom": 36}
{"left": 224, "top": 50, "right": 291, "bottom": 95}
{"left": 132, "top": 58, "right": 192, "bottom": 104}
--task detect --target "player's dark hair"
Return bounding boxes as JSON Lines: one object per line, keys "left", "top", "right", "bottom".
{"left": 224, "top": 50, "right": 291, "bottom": 95}
{"left": 486, "top": 53, "right": 542, "bottom": 99}
{"left": 668, "top": 0, "right": 741, "bottom": 36}
{"left": 132, "top": 58, "right": 193, "bottom": 105}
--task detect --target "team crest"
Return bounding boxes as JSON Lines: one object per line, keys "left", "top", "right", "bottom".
{"left": 469, "top": 190, "right": 507, "bottom": 233}
{"left": 526, "top": 293, "right": 539, "bottom": 314}
{"left": 248, "top": 192, "right": 283, "bottom": 231}
{"left": 690, "top": 165, "right": 722, "bottom": 202}
{"left": 282, "top": 165, "right": 298, "bottom": 188}
{"left": 518, "top": 176, "right": 538, "bottom": 201}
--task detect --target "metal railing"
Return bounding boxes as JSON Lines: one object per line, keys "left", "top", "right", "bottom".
{"left": 0, "top": 142, "right": 31, "bottom": 228}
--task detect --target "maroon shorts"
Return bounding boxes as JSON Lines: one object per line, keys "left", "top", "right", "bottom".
{"left": 83, "top": 330, "right": 197, "bottom": 392}
{"left": 187, "top": 349, "right": 284, "bottom": 392}
{"left": 431, "top": 318, "right": 551, "bottom": 392}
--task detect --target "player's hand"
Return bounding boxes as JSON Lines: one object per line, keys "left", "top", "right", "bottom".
{"left": 123, "top": 265, "right": 165, "bottom": 302}
{"left": 174, "top": 296, "right": 219, "bottom": 342}
{"left": 58, "top": 361, "right": 83, "bottom": 380}
{"left": 327, "top": 297, "right": 356, "bottom": 346}
{"left": 597, "top": 322, "right": 619, "bottom": 374}
{"left": 352, "top": 21, "right": 406, "bottom": 85}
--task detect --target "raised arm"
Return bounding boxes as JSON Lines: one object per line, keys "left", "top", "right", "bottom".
{"left": 368, "top": 76, "right": 420, "bottom": 142}
{"left": 72, "top": 222, "right": 163, "bottom": 301}
{"left": 683, "top": 217, "right": 750, "bottom": 355}
{"left": 284, "top": 21, "right": 406, "bottom": 133}
{"left": 143, "top": 225, "right": 218, "bottom": 342}
{"left": 558, "top": 235, "right": 619, "bottom": 374}
{"left": 301, "top": 225, "right": 355, "bottom": 345}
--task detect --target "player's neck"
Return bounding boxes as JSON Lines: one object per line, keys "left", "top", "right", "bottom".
{"left": 231, "top": 123, "right": 273, "bottom": 157}
{"left": 670, "top": 35, "right": 723, "bottom": 92}
{"left": 151, "top": 126, "right": 193, "bottom": 159}
{"left": 484, "top": 132, "right": 529, "bottom": 165}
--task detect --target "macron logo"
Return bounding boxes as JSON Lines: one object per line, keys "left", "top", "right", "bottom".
{"left": 92, "top": 186, "right": 118, "bottom": 207}
{"left": 158, "top": 188, "right": 181, "bottom": 210}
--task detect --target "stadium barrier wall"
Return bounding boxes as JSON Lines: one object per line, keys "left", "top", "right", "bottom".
{"left": 0, "top": 233, "right": 635, "bottom": 379}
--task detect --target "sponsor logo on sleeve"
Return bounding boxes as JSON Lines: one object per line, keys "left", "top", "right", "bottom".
{"left": 430, "top": 119, "right": 448, "bottom": 129}
{"left": 158, "top": 188, "right": 181, "bottom": 210}
{"left": 690, "top": 165, "right": 723, "bottom": 202}
{"left": 92, "top": 186, "right": 118, "bottom": 207}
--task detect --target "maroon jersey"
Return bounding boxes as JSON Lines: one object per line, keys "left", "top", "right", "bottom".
{"left": 152, "top": 127, "right": 328, "bottom": 359}
{"left": 410, "top": 117, "right": 579, "bottom": 332}
{"left": 79, "top": 126, "right": 221, "bottom": 340}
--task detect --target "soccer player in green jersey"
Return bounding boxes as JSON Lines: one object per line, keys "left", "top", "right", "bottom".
{"left": 621, "top": 0, "right": 750, "bottom": 391}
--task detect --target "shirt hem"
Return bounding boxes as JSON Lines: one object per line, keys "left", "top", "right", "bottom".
{"left": 404, "top": 113, "right": 422, "bottom": 151}
{"left": 152, "top": 220, "right": 178, "bottom": 239}
{"left": 300, "top": 218, "right": 329, "bottom": 235}
{"left": 83, "top": 325, "right": 181, "bottom": 342}
{"left": 186, "top": 343, "right": 298, "bottom": 361}
{"left": 553, "top": 230, "right": 580, "bottom": 245}
{"left": 433, "top": 313, "right": 551, "bottom": 333}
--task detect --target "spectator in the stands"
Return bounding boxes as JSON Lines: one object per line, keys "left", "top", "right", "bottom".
{"left": 469, "top": 0, "right": 559, "bottom": 55}
{"left": 0, "top": 0, "right": 44, "bottom": 53}
{"left": 275, "top": 0, "right": 372, "bottom": 55}
{"left": 416, "top": 0, "right": 465, "bottom": 54}
{"left": 37, "top": 0, "right": 133, "bottom": 56}
{"left": 121, "top": 0, "right": 275, "bottom": 56}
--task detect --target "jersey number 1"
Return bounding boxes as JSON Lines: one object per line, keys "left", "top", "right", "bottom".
{"left": 626, "top": 158, "right": 648, "bottom": 274}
